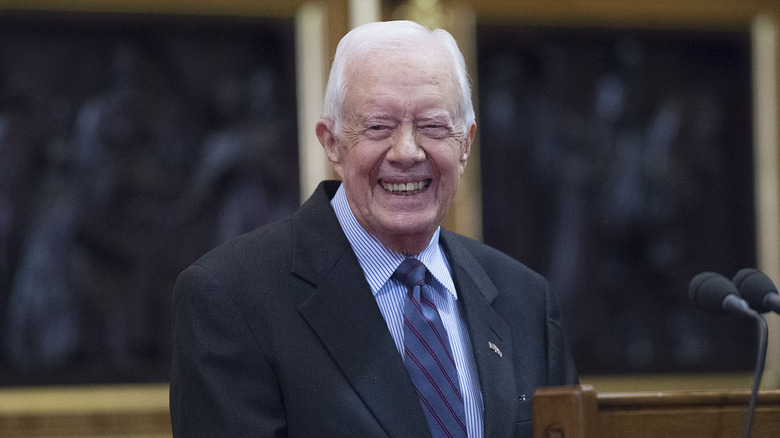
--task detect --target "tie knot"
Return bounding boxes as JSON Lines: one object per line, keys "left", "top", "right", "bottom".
{"left": 392, "top": 258, "right": 427, "bottom": 289}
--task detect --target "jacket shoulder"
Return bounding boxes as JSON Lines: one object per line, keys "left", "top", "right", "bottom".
{"left": 197, "top": 217, "right": 292, "bottom": 271}
{"left": 442, "top": 230, "right": 547, "bottom": 288}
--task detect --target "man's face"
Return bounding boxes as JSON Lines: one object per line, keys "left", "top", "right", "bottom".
{"left": 318, "top": 44, "right": 475, "bottom": 253}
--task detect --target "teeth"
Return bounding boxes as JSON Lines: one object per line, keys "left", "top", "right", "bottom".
{"left": 381, "top": 180, "right": 429, "bottom": 195}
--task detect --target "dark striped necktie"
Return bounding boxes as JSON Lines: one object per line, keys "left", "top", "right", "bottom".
{"left": 393, "top": 257, "right": 467, "bottom": 438}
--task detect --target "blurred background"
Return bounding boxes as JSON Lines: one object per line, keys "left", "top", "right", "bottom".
{"left": 0, "top": 0, "right": 779, "bottom": 436}
{"left": 0, "top": 11, "right": 300, "bottom": 387}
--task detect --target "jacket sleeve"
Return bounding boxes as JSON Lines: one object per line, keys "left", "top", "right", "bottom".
{"left": 169, "top": 264, "right": 286, "bottom": 437}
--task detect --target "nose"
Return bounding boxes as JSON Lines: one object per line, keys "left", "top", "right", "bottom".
{"left": 386, "top": 122, "right": 424, "bottom": 165}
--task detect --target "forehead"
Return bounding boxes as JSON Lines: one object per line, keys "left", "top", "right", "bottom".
{"left": 350, "top": 42, "right": 455, "bottom": 81}
{"left": 344, "top": 45, "right": 459, "bottom": 113}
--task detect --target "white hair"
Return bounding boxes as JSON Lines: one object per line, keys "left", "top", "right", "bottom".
{"left": 320, "top": 20, "right": 475, "bottom": 135}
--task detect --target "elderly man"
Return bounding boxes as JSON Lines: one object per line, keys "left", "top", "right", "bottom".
{"left": 170, "top": 20, "right": 577, "bottom": 438}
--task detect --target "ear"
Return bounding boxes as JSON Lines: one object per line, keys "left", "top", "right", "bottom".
{"left": 460, "top": 121, "right": 476, "bottom": 168}
{"left": 316, "top": 119, "right": 343, "bottom": 175}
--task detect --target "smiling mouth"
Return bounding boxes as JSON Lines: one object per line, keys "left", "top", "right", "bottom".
{"left": 379, "top": 179, "right": 432, "bottom": 196}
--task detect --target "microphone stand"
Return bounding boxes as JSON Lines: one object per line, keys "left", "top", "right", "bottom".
{"left": 744, "top": 314, "right": 768, "bottom": 438}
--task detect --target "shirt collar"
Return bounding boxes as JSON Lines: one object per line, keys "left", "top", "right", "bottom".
{"left": 330, "top": 183, "right": 457, "bottom": 298}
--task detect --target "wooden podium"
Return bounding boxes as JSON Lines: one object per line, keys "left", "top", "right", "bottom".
{"left": 533, "top": 385, "right": 780, "bottom": 438}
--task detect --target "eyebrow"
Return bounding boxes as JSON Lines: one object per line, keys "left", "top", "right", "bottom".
{"left": 363, "top": 114, "right": 397, "bottom": 121}
{"left": 359, "top": 108, "right": 454, "bottom": 125}
{"left": 416, "top": 112, "right": 453, "bottom": 124}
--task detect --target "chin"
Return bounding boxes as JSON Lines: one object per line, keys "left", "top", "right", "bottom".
{"left": 379, "top": 211, "right": 440, "bottom": 236}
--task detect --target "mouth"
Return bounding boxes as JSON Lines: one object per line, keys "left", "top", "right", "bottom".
{"left": 379, "top": 179, "right": 432, "bottom": 196}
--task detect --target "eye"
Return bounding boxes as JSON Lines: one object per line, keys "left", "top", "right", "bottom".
{"left": 419, "top": 123, "right": 450, "bottom": 139}
{"left": 364, "top": 124, "right": 393, "bottom": 140}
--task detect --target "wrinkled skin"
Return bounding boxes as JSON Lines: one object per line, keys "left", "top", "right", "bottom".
{"left": 316, "top": 43, "right": 476, "bottom": 255}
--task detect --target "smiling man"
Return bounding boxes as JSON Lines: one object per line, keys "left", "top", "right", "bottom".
{"left": 170, "top": 21, "right": 578, "bottom": 438}
{"left": 315, "top": 25, "right": 473, "bottom": 257}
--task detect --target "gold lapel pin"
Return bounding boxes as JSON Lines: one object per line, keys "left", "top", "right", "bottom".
{"left": 488, "top": 341, "right": 502, "bottom": 357}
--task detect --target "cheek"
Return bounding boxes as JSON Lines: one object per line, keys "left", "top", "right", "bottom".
{"left": 434, "top": 143, "right": 468, "bottom": 178}
{"left": 343, "top": 144, "right": 385, "bottom": 181}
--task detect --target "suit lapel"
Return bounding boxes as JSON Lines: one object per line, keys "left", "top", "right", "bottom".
{"left": 291, "top": 182, "right": 431, "bottom": 438}
{"left": 441, "top": 231, "right": 519, "bottom": 438}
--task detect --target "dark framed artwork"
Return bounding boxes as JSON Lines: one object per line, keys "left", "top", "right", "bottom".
{"left": 0, "top": 11, "right": 299, "bottom": 385}
{"left": 477, "top": 25, "right": 757, "bottom": 375}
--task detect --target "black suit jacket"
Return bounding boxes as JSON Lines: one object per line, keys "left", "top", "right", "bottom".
{"left": 170, "top": 180, "right": 578, "bottom": 437}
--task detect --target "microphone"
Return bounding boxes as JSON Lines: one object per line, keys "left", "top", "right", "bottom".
{"left": 688, "top": 272, "right": 758, "bottom": 318}
{"left": 733, "top": 268, "right": 780, "bottom": 314}
{"left": 688, "top": 271, "right": 768, "bottom": 438}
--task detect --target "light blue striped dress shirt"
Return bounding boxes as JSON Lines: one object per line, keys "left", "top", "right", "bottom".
{"left": 330, "top": 184, "right": 484, "bottom": 438}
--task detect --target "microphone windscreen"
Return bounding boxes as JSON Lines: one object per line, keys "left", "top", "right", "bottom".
{"left": 689, "top": 272, "right": 739, "bottom": 314}
{"left": 733, "top": 268, "right": 778, "bottom": 313}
